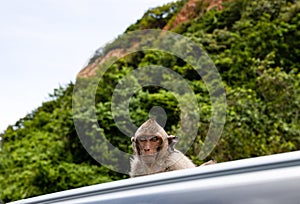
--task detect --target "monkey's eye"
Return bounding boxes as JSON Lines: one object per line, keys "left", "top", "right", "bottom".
{"left": 138, "top": 137, "right": 147, "bottom": 142}
{"left": 150, "top": 136, "right": 159, "bottom": 142}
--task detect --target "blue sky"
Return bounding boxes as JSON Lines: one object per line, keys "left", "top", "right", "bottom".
{"left": 0, "top": 0, "right": 175, "bottom": 133}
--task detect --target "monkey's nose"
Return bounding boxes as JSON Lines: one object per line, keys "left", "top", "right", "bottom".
{"left": 143, "top": 142, "right": 151, "bottom": 152}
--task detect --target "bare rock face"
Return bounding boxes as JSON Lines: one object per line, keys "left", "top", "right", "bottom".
{"left": 164, "top": 0, "right": 225, "bottom": 30}
{"left": 77, "top": 48, "right": 125, "bottom": 78}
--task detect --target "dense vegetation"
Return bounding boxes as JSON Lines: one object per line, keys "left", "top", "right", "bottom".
{"left": 1, "top": 0, "right": 300, "bottom": 202}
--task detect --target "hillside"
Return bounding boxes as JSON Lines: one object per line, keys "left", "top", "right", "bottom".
{"left": 1, "top": 0, "right": 300, "bottom": 202}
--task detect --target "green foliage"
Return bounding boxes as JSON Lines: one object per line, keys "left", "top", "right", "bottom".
{"left": 1, "top": 0, "right": 300, "bottom": 202}
{"left": 0, "top": 84, "right": 116, "bottom": 202}
{"left": 126, "top": 1, "right": 186, "bottom": 31}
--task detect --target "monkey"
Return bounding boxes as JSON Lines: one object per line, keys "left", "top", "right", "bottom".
{"left": 129, "top": 118, "right": 196, "bottom": 177}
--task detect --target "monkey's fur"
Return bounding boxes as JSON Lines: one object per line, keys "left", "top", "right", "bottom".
{"left": 129, "top": 118, "right": 196, "bottom": 177}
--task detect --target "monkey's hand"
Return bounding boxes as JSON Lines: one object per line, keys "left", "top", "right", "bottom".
{"left": 200, "top": 160, "right": 217, "bottom": 166}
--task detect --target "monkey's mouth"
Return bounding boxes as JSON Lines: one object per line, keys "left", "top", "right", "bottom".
{"left": 140, "top": 154, "right": 158, "bottom": 164}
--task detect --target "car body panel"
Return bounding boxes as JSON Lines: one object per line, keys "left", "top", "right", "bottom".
{"left": 8, "top": 150, "right": 300, "bottom": 204}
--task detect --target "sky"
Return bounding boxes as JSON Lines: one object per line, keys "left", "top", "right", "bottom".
{"left": 0, "top": 0, "right": 175, "bottom": 133}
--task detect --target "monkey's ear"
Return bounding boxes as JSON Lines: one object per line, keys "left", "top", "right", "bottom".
{"left": 167, "top": 135, "right": 178, "bottom": 151}
{"left": 131, "top": 137, "right": 139, "bottom": 154}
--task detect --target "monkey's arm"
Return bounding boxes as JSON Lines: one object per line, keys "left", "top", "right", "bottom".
{"left": 166, "top": 151, "right": 196, "bottom": 171}
{"left": 129, "top": 157, "right": 146, "bottom": 177}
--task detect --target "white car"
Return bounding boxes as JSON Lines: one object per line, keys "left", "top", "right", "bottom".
{"left": 8, "top": 150, "right": 300, "bottom": 204}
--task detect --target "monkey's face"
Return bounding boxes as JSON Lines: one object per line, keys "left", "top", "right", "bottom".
{"left": 135, "top": 135, "right": 162, "bottom": 165}
{"left": 136, "top": 135, "right": 162, "bottom": 156}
